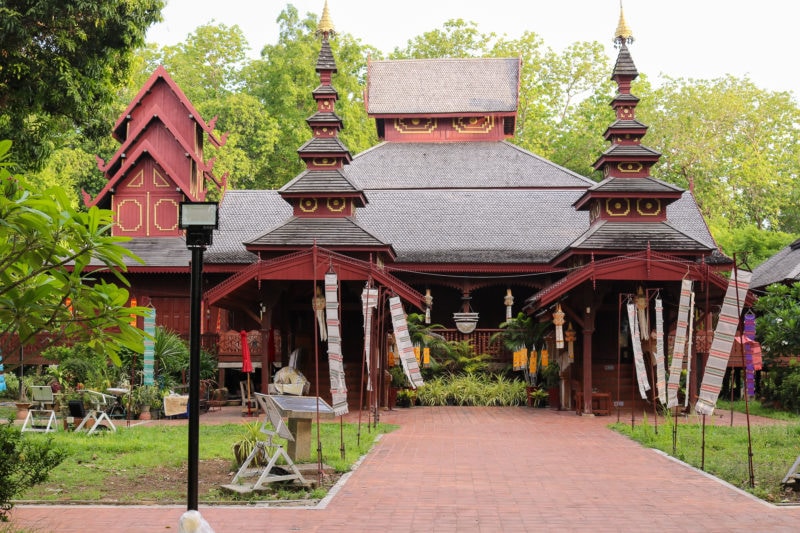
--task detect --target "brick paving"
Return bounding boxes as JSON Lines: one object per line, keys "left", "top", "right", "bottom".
{"left": 11, "top": 406, "right": 800, "bottom": 532}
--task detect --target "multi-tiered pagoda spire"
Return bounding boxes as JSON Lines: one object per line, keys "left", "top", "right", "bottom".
{"left": 572, "top": 5, "right": 682, "bottom": 225}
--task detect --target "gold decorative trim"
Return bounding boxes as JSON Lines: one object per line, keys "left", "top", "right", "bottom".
{"left": 327, "top": 197, "right": 346, "bottom": 213}
{"left": 394, "top": 118, "right": 437, "bottom": 134}
{"left": 299, "top": 198, "right": 318, "bottom": 213}
{"left": 636, "top": 198, "right": 661, "bottom": 216}
{"left": 127, "top": 169, "right": 144, "bottom": 188}
{"left": 153, "top": 198, "right": 180, "bottom": 231}
{"left": 312, "top": 157, "right": 337, "bottom": 167}
{"left": 452, "top": 116, "right": 494, "bottom": 134}
{"left": 605, "top": 198, "right": 630, "bottom": 217}
{"left": 153, "top": 168, "right": 171, "bottom": 188}
{"left": 115, "top": 199, "right": 143, "bottom": 232}
{"left": 617, "top": 162, "right": 643, "bottom": 173}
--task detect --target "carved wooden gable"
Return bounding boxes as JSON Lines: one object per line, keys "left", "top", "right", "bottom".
{"left": 112, "top": 159, "right": 183, "bottom": 236}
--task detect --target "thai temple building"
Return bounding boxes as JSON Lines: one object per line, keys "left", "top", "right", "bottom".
{"left": 58, "top": 4, "right": 736, "bottom": 414}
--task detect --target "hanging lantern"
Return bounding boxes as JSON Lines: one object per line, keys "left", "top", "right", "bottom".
{"left": 529, "top": 349, "right": 537, "bottom": 374}
{"left": 413, "top": 344, "right": 421, "bottom": 364}
{"left": 513, "top": 349, "right": 520, "bottom": 370}
{"left": 128, "top": 297, "right": 136, "bottom": 327}
{"left": 424, "top": 289, "right": 433, "bottom": 324}
{"left": 553, "top": 303, "right": 565, "bottom": 349}
{"left": 504, "top": 289, "right": 514, "bottom": 321}
{"left": 635, "top": 287, "right": 649, "bottom": 341}
{"left": 312, "top": 285, "right": 327, "bottom": 341}
{"left": 423, "top": 347, "right": 431, "bottom": 367}
{"left": 564, "top": 322, "right": 577, "bottom": 362}
{"left": 541, "top": 347, "right": 549, "bottom": 368}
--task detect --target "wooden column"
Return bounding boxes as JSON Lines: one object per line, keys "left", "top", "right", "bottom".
{"left": 582, "top": 306, "right": 596, "bottom": 415}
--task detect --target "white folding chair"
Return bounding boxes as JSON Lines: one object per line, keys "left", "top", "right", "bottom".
{"left": 75, "top": 391, "right": 117, "bottom": 434}
{"left": 224, "top": 393, "right": 307, "bottom": 492}
{"left": 22, "top": 385, "right": 57, "bottom": 433}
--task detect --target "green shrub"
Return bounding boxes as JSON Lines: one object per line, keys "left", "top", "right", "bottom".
{"left": 415, "top": 374, "right": 526, "bottom": 407}
{"left": 0, "top": 421, "right": 66, "bottom": 521}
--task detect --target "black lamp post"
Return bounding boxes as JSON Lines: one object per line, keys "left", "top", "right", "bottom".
{"left": 179, "top": 201, "right": 218, "bottom": 511}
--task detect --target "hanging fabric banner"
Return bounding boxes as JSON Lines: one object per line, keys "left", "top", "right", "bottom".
{"left": 389, "top": 296, "right": 424, "bottom": 389}
{"left": 654, "top": 298, "right": 666, "bottom": 404}
{"left": 361, "top": 287, "right": 378, "bottom": 392}
{"left": 667, "top": 280, "right": 693, "bottom": 408}
{"left": 684, "top": 291, "right": 696, "bottom": 407}
{"left": 743, "top": 311, "right": 756, "bottom": 398}
{"left": 0, "top": 353, "right": 6, "bottom": 393}
{"left": 325, "top": 272, "right": 348, "bottom": 416}
{"left": 696, "top": 269, "right": 751, "bottom": 416}
{"left": 143, "top": 307, "right": 156, "bottom": 386}
{"left": 627, "top": 301, "right": 651, "bottom": 399}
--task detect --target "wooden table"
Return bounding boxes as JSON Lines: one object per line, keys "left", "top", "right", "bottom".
{"left": 266, "top": 395, "right": 335, "bottom": 461}
{"left": 574, "top": 391, "right": 612, "bottom": 416}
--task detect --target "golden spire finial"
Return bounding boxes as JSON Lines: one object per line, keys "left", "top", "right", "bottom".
{"left": 614, "top": 1, "right": 634, "bottom": 47}
{"left": 317, "top": 0, "right": 336, "bottom": 38}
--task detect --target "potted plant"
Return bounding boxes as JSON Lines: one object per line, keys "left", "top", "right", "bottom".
{"left": 528, "top": 388, "right": 548, "bottom": 408}
{"left": 396, "top": 388, "right": 416, "bottom": 408}
{"left": 132, "top": 385, "right": 160, "bottom": 420}
{"left": 541, "top": 362, "right": 561, "bottom": 409}
{"left": 231, "top": 421, "right": 268, "bottom": 466}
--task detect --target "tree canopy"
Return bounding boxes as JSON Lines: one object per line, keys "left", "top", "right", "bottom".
{"left": 0, "top": 140, "right": 146, "bottom": 364}
{"left": 0, "top": 0, "right": 164, "bottom": 171}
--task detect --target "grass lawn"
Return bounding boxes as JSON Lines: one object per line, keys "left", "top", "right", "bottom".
{"left": 18, "top": 420, "right": 395, "bottom": 505}
{"left": 612, "top": 402, "right": 800, "bottom": 503}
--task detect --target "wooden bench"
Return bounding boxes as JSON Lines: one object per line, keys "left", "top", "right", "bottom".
{"left": 574, "top": 391, "right": 612, "bottom": 416}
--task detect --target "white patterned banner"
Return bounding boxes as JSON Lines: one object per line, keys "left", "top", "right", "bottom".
{"left": 654, "top": 298, "right": 666, "bottom": 404}
{"left": 667, "top": 280, "right": 693, "bottom": 408}
{"left": 325, "top": 272, "right": 348, "bottom": 416}
{"left": 361, "top": 287, "right": 379, "bottom": 392}
{"left": 627, "top": 302, "right": 651, "bottom": 399}
{"left": 696, "top": 269, "right": 751, "bottom": 416}
{"left": 685, "top": 291, "right": 695, "bottom": 408}
{"left": 389, "top": 296, "right": 424, "bottom": 389}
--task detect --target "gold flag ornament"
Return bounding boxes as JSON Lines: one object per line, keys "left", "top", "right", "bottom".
{"left": 541, "top": 348, "right": 549, "bottom": 367}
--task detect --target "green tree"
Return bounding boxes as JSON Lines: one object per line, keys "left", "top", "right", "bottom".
{"left": 754, "top": 282, "right": 800, "bottom": 362}
{"left": 0, "top": 140, "right": 147, "bottom": 364}
{"left": 242, "top": 5, "right": 378, "bottom": 188}
{"left": 709, "top": 223, "right": 798, "bottom": 269}
{"left": 0, "top": 0, "right": 164, "bottom": 171}
{"left": 637, "top": 76, "right": 800, "bottom": 232}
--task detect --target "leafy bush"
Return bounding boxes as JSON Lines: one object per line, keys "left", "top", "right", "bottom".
{"left": 0, "top": 421, "right": 66, "bottom": 521}
{"left": 415, "top": 374, "right": 526, "bottom": 407}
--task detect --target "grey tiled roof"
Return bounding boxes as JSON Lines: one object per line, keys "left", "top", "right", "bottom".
{"left": 117, "top": 237, "right": 191, "bottom": 268}
{"left": 606, "top": 119, "right": 648, "bottom": 131}
{"left": 297, "top": 136, "right": 350, "bottom": 155}
{"left": 306, "top": 111, "right": 342, "bottom": 124}
{"left": 132, "top": 187, "right": 715, "bottom": 268}
{"left": 751, "top": 238, "right": 800, "bottom": 289}
{"left": 585, "top": 176, "right": 684, "bottom": 194}
{"left": 599, "top": 144, "right": 661, "bottom": 158}
{"left": 344, "top": 141, "right": 595, "bottom": 190}
{"left": 312, "top": 84, "right": 338, "bottom": 97}
{"left": 315, "top": 38, "right": 337, "bottom": 73}
{"left": 206, "top": 190, "right": 293, "bottom": 263}
{"left": 280, "top": 169, "right": 362, "bottom": 195}
{"left": 612, "top": 43, "right": 638, "bottom": 79}
{"left": 245, "top": 217, "right": 390, "bottom": 250}
{"left": 366, "top": 58, "right": 519, "bottom": 115}
{"left": 358, "top": 189, "right": 588, "bottom": 263}
{"left": 569, "top": 220, "right": 714, "bottom": 252}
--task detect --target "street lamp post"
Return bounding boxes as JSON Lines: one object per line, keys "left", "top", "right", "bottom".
{"left": 179, "top": 202, "right": 218, "bottom": 511}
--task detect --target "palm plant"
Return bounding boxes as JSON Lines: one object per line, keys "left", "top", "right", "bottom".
{"left": 490, "top": 312, "right": 550, "bottom": 386}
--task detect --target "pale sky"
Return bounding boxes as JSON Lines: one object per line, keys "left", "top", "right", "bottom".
{"left": 147, "top": 0, "right": 799, "bottom": 99}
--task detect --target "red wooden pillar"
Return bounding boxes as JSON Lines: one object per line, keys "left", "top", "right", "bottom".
{"left": 582, "top": 306, "right": 596, "bottom": 415}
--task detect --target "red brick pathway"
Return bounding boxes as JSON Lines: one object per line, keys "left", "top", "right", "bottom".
{"left": 11, "top": 407, "right": 800, "bottom": 532}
